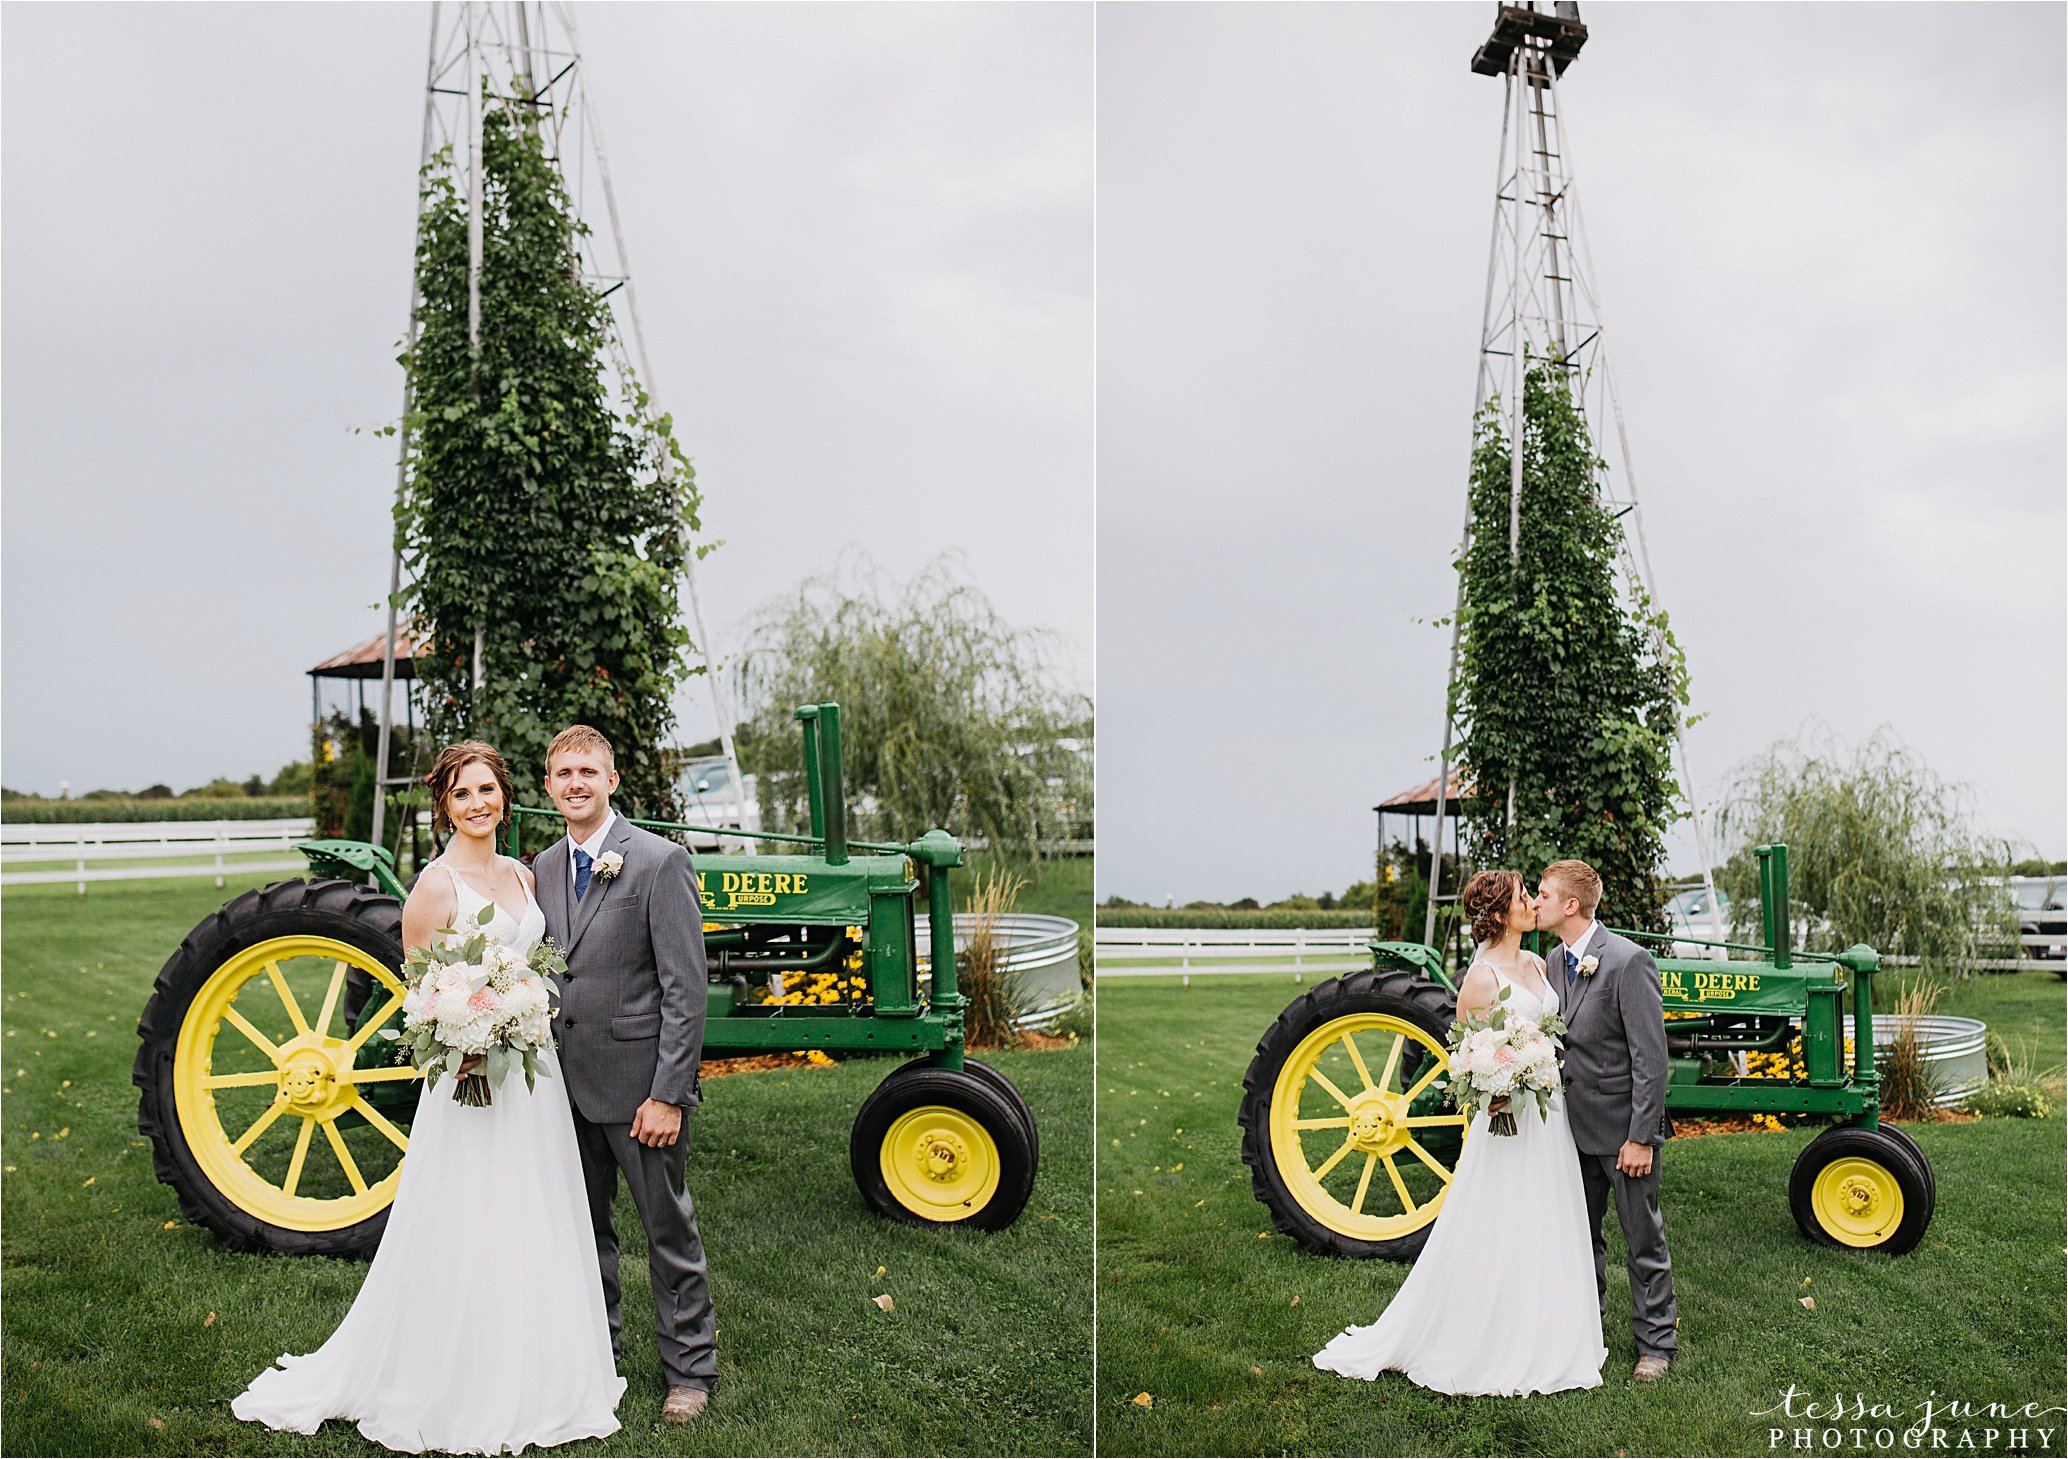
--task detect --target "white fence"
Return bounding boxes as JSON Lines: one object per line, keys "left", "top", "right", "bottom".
{"left": 1093, "top": 926, "right": 1374, "bottom": 979}
{"left": 0, "top": 819, "right": 315, "bottom": 892}
{"left": 1093, "top": 925, "right": 2065, "bottom": 980}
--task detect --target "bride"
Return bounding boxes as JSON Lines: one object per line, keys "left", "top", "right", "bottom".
{"left": 1312, "top": 868, "right": 1606, "bottom": 1396}
{"left": 234, "top": 740, "right": 625, "bottom": 1454}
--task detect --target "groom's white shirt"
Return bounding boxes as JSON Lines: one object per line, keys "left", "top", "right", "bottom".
{"left": 1561, "top": 918, "right": 1602, "bottom": 969}
{"left": 567, "top": 809, "right": 619, "bottom": 886}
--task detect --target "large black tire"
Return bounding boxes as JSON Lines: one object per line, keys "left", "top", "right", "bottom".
{"left": 134, "top": 878, "right": 413, "bottom": 1258}
{"left": 1788, "top": 1124, "right": 1933, "bottom": 1255}
{"left": 850, "top": 1065, "right": 1036, "bottom": 1231}
{"left": 1873, "top": 1121, "right": 1937, "bottom": 1217}
{"left": 1239, "top": 967, "right": 1463, "bottom": 1260}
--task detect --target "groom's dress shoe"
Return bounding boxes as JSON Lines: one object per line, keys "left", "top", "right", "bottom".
{"left": 1633, "top": 1355, "right": 1670, "bottom": 1382}
{"left": 662, "top": 1385, "right": 710, "bottom": 1423}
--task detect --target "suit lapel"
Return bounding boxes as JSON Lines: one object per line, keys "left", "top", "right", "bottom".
{"left": 538, "top": 839, "right": 572, "bottom": 946}
{"left": 1563, "top": 936, "right": 1603, "bottom": 1023}
{"left": 564, "top": 816, "right": 634, "bottom": 956}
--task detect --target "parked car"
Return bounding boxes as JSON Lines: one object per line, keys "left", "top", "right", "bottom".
{"left": 1663, "top": 884, "right": 1731, "bottom": 960}
{"left": 673, "top": 754, "right": 760, "bottom": 853}
{"left": 2008, "top": 874, "right": 2066, "bottom": 961}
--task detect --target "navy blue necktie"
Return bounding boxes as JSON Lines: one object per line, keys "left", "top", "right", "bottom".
{"left": 574, "top": 847, "right": 594, "bottom": 902}
{"left": 1563, "top": 946, "right": 1577, "bottom": 991}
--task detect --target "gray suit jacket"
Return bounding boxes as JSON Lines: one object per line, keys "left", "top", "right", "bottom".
{"left": 536, "top": 816, "right": 708, "bottom": 1124}
{"left": 1556, "top": 927, "right": 1672, "bottom": 1156}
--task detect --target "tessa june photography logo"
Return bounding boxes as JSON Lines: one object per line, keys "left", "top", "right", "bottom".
{"left": 1752, "top": 1386, "right": 2065, "bottom": 1453}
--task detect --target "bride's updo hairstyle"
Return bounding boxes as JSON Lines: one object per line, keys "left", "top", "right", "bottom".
{"left": 1461, "top": 869, "right": 1525, "bottom": 946}
{"left": 426, "top": 740, "right": 516, "bottom": 833}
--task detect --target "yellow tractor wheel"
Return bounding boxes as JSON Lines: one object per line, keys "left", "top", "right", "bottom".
{"left": 1239, "top": 968, "right": 1466, "bottom": 1260}
{"left": 850, "top": 1062, "right": 1037, "bottom": 1231}
{"left": 134, "top": 879, "right": 420, "bottom": 1257}
{"left": 1789, "top": 1124, "right": 1933, "bottom": 1254}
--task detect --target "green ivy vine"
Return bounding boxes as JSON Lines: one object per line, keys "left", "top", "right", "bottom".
{"left": 1449, "top": 359, "right": 1687, "bottom": 930}
{"left": 396, "top": 91, "right": 700, "bottom": 820}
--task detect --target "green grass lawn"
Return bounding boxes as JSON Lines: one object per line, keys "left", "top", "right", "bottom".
{"left": 1930, "top": 966, "right": 2065, "bottom": 1061}
{"left": 1, "top": 876, "right": 1091, "bottom": 1456}
{"left": 1095, "top": 972, "right": 2066, "bottom": 1458}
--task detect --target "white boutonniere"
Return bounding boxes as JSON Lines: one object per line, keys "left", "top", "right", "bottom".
{"left": 1576, "top": 955, "right": 1600, "bottom": 979}
{"left": 594, "top": 851, "right": 626, "bottom": 882}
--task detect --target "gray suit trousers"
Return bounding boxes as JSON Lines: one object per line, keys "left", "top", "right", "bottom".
{"left": 1579, "top": 1147, "right": 1677, "bottom": 1359}
{"left": 572, "top": 1108, "right": 717, "bottom": 1391}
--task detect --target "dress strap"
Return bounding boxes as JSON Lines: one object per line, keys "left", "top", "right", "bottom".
{"left": 432, "top": 859, "right": 486, "bottom": 911}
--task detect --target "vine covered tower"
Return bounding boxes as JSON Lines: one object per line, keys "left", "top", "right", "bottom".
{"left": 1422, "top": 2, "right": 1715, "bottom": 940}
{"left": 370, "top": 2, "right": 738, "bottom": 848}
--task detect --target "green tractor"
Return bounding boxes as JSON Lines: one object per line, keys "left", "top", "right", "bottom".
{"left": 134, "top": 703, "right": 1038, "bottom": 1257}
{"left": 1238, "top": 844, "right": 1934, "bottom": 1261}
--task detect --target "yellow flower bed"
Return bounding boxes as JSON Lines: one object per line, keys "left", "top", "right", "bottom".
{"left": 754, "top": 927, "right": 869, "bottom": 1066}
{"left": 1735, "top": 1036, "right": 1859, "bottom": 1132}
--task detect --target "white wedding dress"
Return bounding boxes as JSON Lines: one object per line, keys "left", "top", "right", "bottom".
{"left": 1313, "top": 955, "right": 1607, "bottom": 1396}
{"left": 234, "top": 858, "right": 625, "bottom": 1454}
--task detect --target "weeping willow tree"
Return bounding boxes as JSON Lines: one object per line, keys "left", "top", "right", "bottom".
{"left": 1449, "top": 361, "right": 1688, "bottom": 931}
{"left": 1713, "top": 726, "right": 2018, "bottom": 983}
{"left": 395, "top": 90, "right": 699, "bottom": 818}
{"left": 735, "top": 557, "right": 1092, "bottom": 861}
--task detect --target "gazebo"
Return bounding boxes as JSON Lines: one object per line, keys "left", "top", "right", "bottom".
{"left": 1371, "top": 770, "right": 1473, "bottom": 862}
{"left": 306, "top": 628, "right": 425, "bottom": 735}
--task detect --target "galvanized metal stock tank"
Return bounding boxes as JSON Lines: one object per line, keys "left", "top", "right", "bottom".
{"left": 1838, "top": 1014, "right": 1990, "bottom": 1109}
{"left": 916, "top": 913, "right": 1084, "bottom": 1033}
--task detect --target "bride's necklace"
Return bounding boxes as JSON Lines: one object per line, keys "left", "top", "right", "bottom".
{"left": 443, "top": 848, "right": 502, "bottom": 884}
{"left": 1480, "top": 945, "right": 1544, "bottom": 995}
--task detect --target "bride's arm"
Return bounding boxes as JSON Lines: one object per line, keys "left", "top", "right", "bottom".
{"left": 400, "top": 867, "right": 459, "bottom": 956}
{"left": 1455, "top": 965, "right": 1508, "bottom": 1112}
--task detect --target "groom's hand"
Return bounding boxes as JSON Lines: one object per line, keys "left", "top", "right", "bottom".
{"left": 630, "top": 1098, "right": 682, "bottom": 1148}
{"left": 1617, "top": 1140, "right": 1653, "bottom": 1178}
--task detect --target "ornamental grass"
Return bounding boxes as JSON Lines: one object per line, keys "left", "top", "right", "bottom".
{"left": 1879, "top": 979, "right": 1945, "bottom": 1122}
{"left": 963, "top": 867, "right": 1029, "bottom": 1052}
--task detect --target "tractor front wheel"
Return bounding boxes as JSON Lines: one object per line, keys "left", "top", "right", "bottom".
{"left": 134, "top": 879, "right": 421, "bottom": 1257}
{"left": 1238, "top": 968, "right": 1466, "bottom": 1261}
{"left": 1788, "top": 1124, "right": 1933, "bottom": 1254}
{"left": 1873, "top": 1122, "right": 1937, "bottom": 1217}
{"left": 850, "top": 1063, "right": 1036, "bottom": 1231}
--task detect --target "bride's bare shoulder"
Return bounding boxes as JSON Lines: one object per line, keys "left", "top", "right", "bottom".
{"left": 1456, "top": 961, "right": 1499, "bottom": 1013}
{"left": 504, "top": 856, "right": 537, "bottom": 895}
{"left": 401, "top": 861, "right": 459, "bottom": 951}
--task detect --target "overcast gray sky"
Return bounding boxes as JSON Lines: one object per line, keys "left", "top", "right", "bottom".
{"left": 1097, "top": 2, "right": 2066, "bottom": 904}
{"left": 2, "top": 2, "right": 1091, "bottom": 795}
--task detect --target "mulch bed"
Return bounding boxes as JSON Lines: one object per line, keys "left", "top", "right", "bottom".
{"left": 1672, "top": 1109, "right": 1977, "bottom": 1139}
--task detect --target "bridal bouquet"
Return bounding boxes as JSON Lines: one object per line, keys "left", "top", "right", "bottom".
{"left": 1444, "top": 988, "right": 1568, "bottom": 1136}
{"left": 388, "top": 905, "right": 562, "bottom": 1107}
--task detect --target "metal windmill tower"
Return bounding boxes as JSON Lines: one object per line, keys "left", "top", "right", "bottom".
{"left": 1422, "top": 2, "right": 1717, "bottom": 942}
{"left": 370, "top": 2, "right": 741, "bottom": 849}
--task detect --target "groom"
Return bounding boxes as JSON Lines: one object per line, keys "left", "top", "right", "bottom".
{"left": 1533, "top": 858, "right": 1678, "bottom": 1381}
{"left": 536, "top": 724, "right": 717, "bottom": 1422}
